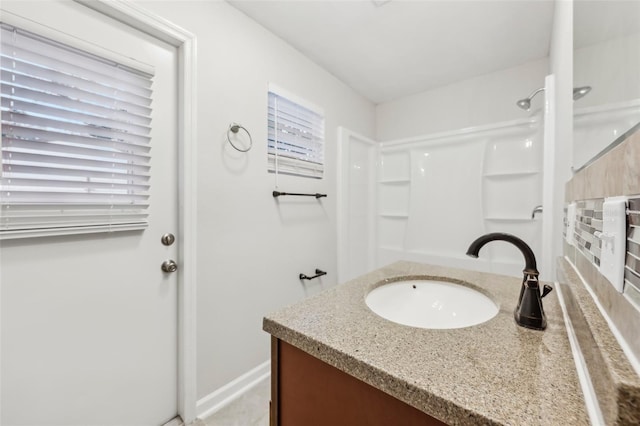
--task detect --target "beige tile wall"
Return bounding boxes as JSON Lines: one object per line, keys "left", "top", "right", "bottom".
{"left": 565, "top": 127, "right": 640, "bottom": 362}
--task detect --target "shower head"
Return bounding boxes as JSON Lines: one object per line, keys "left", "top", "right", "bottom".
{"left": 516, "top": 87, "right": 545, "bottom": 111}
{"left": 573, "top": 86, "right": 591, "bottom": 101}
{"left": 516, "top": 98, "right": 532, "bottom": 111}
{"left": 516, "top": 86, "right": 593, "bottom": 111}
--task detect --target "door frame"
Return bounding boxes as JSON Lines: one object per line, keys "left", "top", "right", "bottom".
{"left": 336, "top": 127, "right": 379, "bottom": 284}
{"left": 74, "top": 0, "right": 199, "bottom": 422}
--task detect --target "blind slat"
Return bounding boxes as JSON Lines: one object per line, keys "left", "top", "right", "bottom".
{"left": 267, "top": 143, "right": 323, "bottom": 164}
{"left": 2, "top": 96, "right": 150, "bottom": 135}
{"left": 267, "top": 155, "right": 322, "bottom": 179}
{"left": 268, "top": 108, "right": 324, "bottom": 130}
{"left": 0, "top": 25, "right": 152, "bottom": 85}
{"left": 2, "top": 150, "right": 150, "bottom": 173}
{"left": 268, "top": 118, "right": 325, "bottom": 137}
{"left": 1, "top": 192, "right": 148, "bottom": 203}
{"left": 2, "top": 163, "right": 149, "bottom": 182}
{"left": 2, "top": 138, "right": 151, "bottom": 163}
{"left": 1, "top": 54, "right": 152, "bottom": 103}
{"left": 2, "top": 110, "right": 151, "bottom": 145}
{"left": 1, "top": 177, "right": 149, "bottom": 192}
{"left": 1, "top": 70, "right": 152, "bottom": 116}
{"left": 0, "top": 46, "right": 152, "bottom": 97}
{"left": 1, "top": 82, "right": 151, "bottom": 125}
{"left": 3, "top": 123, "right": 151, "bottom": 153}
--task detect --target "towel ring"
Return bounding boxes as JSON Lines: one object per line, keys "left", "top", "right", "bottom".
{"left": 227, "top": 123, "right": 252, "bottom": 152}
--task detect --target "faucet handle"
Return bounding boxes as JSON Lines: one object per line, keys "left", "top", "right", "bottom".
{"left": 541, "top": 284, "right": 553, "bottom": 298}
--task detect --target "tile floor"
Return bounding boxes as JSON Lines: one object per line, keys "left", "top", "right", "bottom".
{"left": 195, "top": 377, "right": 270, "bottom": 426}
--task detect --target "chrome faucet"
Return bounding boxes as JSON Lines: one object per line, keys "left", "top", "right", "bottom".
{"left": 466, "top": 233, "right": 553, "bottom": 330}
{"left": 531, "top": 205, "right": 543, "bottom": 219}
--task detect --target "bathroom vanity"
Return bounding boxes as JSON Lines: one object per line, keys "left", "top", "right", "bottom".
{"left": 264, "top": 261, "right": 589, "bottom": 425}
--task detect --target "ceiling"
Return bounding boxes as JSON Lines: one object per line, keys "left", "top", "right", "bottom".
{"left": 227, "top": 0, "right": 555, "bottom": 104}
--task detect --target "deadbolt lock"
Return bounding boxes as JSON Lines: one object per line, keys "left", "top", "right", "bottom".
{"left": 161, "top": 233, "right": 176, "bottom": 246}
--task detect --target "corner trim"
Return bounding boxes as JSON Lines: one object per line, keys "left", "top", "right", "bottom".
{"left": 336, "top": 127, "right": 379, "bottom": 283}
{"left": 555, "top": 279, "right": 605, "bottom": 425}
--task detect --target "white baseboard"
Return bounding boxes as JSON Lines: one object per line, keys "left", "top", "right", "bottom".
{"left": 196, "top": 360, "right": 270, "bottom": 420}
{"left": 161, "top": 416, "right": 184, "bottom": 426}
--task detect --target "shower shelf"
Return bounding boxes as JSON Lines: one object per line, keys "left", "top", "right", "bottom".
{"left": 482, "top": 171, "right": 540, "bottom": 178}
{"left": 378, "top": 213, "right": 409, "bottom": 218}
{"left": 378, "top": 178, "right": 411, "bottom": 184}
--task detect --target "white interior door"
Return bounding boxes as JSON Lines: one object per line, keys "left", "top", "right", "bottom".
{"left": 1, "top": 1, "right": 180, "bottom": 424}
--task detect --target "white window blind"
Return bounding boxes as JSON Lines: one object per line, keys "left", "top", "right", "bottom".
{"left": 268, "top": 88, "right": 325, "bottom": 179}
{"left": 0, "top": 23, "right": 154, "bottom": 239}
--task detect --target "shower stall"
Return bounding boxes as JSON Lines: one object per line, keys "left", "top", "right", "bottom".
{"left": 338, "top": 117, "right": 544, "bottom": 283}
{"left": 337, "top": 77, "right": 566, "bottom": 284}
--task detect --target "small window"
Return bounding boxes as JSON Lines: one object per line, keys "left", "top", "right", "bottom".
{"left": 268, "top": 85, "right": 325, "bottom": 179}
{"left": 0, "top": 23, "right": 154, "bottom": 239}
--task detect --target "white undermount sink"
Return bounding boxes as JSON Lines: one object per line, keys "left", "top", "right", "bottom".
{"left": 365, "top": 279, "right": 499, "bottom": 329}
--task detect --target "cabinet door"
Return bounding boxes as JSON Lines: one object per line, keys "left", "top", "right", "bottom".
{"left": 272, "top": 338, "right": 445, "bottom": 426}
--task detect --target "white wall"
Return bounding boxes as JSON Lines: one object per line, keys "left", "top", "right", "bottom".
{"left": 375, "top": 58, "right": 549, "bottom": 141}
{"left": 132, "top": 0, "right": 376, "bottom": 402}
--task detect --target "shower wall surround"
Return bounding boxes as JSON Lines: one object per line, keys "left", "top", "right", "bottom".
{"left": 376, "top": 117, "right": 543, "bottom": 279}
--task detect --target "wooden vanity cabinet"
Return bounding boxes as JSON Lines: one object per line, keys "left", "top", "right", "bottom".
{"left": 270, "top": 337, "right": 446, "bottom": 426}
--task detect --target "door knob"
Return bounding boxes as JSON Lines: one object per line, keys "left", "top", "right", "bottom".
{"left": 161, "top": 260, "right": 178, "bottom": 273}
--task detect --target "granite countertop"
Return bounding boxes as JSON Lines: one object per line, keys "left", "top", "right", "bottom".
{"left": 263, "top": 261, "right": 589, "bottom": 426}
